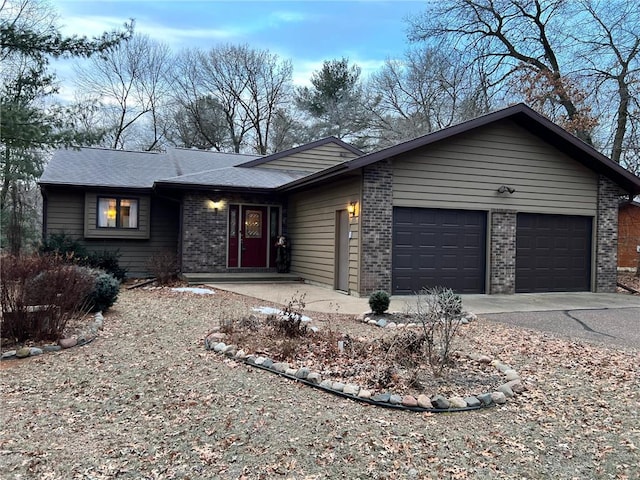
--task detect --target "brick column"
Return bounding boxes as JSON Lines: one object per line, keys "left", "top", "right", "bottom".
{"left": 181, "top": 194, "right": 228, "bottom": 272}
{"left": 595, "top": 175, "right": 622, "bottom": 292}
{"left": 489, "top": 209, "right": 517, "bottom": 294}
{"left": 359, "top": 159, "right": 393, "bottom": 295}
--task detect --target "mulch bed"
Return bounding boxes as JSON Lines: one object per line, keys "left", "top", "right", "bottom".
{"left": 0, "top": 287, "right": 638, "bottom": 479}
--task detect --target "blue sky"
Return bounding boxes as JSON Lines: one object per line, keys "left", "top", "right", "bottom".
{"left": 53, "top": 0, "right": 428, "bottom": 86}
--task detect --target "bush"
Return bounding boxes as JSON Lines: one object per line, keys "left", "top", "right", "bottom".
{"left": 84, "top": 270, "right": 120, "bottom": 313}
{"left": 40, "top": 233, "right": 127, "bottom": 280}
{"left": 147, "top": 249, "right": 179, "bottom": 285}
{"left": 86, "top": 250, "right": 127, "bottom": 281}
{"left": 368, "top": 290, "right": 390, "bottom": 315}
{"left": 414, "top": 286, "right": 464, "bottom": 376}
{"left": 40, "top": 232, "right": 88, "bottom": 258}
{"left": 267, "top": 292, "right": 308, "bottom": 337}
{"left": 1, "top": 254, "right": 95, "bottom": 343}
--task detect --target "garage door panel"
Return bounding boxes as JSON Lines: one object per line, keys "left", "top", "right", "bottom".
{"left": 393, "top": 208, "right": 486, "bottom": 294}
{"left": 516, "top": 213, "right": 591, "bottom": 293}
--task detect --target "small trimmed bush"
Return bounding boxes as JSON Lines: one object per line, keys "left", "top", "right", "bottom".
{"left": 84, "top": 270, "right": 120, "bottom": 313}
{"left": 86, "top": 250, "right": 127, "bottom": 281}
{"left": 369, "top": 290, "right": 390, "bottom": 315}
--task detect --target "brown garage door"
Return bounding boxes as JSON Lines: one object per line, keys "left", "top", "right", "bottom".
{"left": 516, "top": 213, "right": 592, "bottom": 293}
{"left": 392, "top": 208, "right": 486, "bottom": 294}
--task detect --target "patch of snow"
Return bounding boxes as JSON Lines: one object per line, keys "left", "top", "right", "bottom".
{"left": 252, "top": 306, "right": 312, "bottom": 322}
{"left": 171, "top": 287, "right": 215, "bottom": 295}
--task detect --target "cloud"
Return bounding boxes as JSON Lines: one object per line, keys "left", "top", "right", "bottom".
{"left": 57, "top": 14, "right": 243, "bottom": 47}
{"left": 269, "top": 10, "right": 308, "bottom": 24}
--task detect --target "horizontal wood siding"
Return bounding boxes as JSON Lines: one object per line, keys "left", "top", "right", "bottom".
{"left": 46, "top": 191, "right": 85, "bottom": 237}
{"left": 393, "top": 120, "right": 598, "bottom": 215}
{"left": 288, "top": 176, "right": 361, "bottom": 292}
{"left": 84, "top": 193, "right": 151, "bottom": 239}
{"left": 45, "top": 190, "right": 179, "bottom": 277}
{"left": 261, "top": 143, "right": 357, "bottom": 172}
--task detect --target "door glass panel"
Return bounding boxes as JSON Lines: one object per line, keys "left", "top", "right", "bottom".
{"left": 229, "top": 207, "right": 237, "bottom": 238}
{"left": 245, "top": 210, "right": 262, "bottom": 238}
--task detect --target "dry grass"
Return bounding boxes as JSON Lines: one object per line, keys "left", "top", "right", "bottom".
{"left": 1, "top": 287, "right": 638, "bottom": 479}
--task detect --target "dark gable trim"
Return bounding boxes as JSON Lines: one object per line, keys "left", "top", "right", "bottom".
{"left": 280, "top": 103, "right": 640, "bottom": 195}
{"left": 39, "top": 183, "right": 152, "bottom": 195}
{"left": 237, "top": 137, "right": 364, "bottom": 168}
{"left": 153, "top": 181, "right": 274, "bottom": 195}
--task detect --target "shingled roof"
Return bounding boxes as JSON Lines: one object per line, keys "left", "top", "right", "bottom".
{"left": 39, "top": 147, "right": 285, "bottom": 190}
{"left": 155, "top": 166, "right": 307, "bottom": 191}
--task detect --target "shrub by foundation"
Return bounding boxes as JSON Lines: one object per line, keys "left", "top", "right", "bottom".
{"left": 1, "top": 254, "right": 95, "bottom": 343}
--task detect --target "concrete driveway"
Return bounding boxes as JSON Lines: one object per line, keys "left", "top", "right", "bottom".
{"left": 208, "top": 282, "right": 640, "bottom": 349}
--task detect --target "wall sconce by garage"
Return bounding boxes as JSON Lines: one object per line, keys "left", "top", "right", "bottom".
{"left": 207, "top": 198, "right": 223, "bottom": 213}
{"left": 497, "top": 185, "right": 516, "bottom": 194}
{"left": 347, "top": 201, "right": 358, "bottom": 218}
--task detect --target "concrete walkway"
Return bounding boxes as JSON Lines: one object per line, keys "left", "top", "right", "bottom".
{"left": 206, "top": 282, "right": 640, "bottom": 315}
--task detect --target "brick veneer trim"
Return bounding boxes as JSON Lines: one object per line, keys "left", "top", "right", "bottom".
{"left": 359, "top": 159, "right": 393, "bottom": 295}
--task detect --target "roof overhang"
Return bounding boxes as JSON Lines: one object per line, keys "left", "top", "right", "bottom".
{"left": 39, "top": 182, "right": 153, "bottom": 195}
{"left": 153, "top": 181, "right": 277, "bottom": 195}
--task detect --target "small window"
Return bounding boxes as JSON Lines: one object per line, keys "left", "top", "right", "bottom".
{"left": 98, "top": 197, "right": 138, "bottom": 229}
{"left": 245, "top": 209, "right": 262, "bottom": 238}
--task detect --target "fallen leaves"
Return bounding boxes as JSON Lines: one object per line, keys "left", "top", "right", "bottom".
{"left": 0, "top": 288, "right": 638, "bottom": 479}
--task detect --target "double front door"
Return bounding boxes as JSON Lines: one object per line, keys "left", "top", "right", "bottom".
{"left": 228, "top": 205, "right": 280, "bottom": 268}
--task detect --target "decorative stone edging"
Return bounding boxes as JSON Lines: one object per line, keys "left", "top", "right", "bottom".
{"left": 359, "top": 311, "right": 478, "bottom": 329}
{"left": 204, "top": 323, "right": 526, "bottom": 413}
{"left": 0, "top": 312, "right": 104, "bottom": 361}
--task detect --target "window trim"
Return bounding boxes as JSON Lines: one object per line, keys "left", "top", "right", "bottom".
{"left": 97, "top": 196, "right": 140, "bottom": 230}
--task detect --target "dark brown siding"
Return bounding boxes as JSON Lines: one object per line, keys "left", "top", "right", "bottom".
{"left": 44, "top": 189, "right": 179, "bottom": 277}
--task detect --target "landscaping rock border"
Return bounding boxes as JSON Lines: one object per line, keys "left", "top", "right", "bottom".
{"left": 204, "top": 315, "right": 526, "bottom": 413}
{"left": 359, "top": 310, "right": 478, "bottom": 328}
{"left": 0, "top": 312, "right": 104, "bottom": 361}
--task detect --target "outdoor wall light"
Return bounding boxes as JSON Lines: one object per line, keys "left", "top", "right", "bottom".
{"left": 207, "top": 199, "right": 223, "bottom": 213}
{"left": 348, "top": 201, "right": 358, "bottom": 218}
{"left": 497, "top": 185, "right": 516, "bottom": 194}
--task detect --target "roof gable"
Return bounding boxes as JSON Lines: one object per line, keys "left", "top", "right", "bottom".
{"left": 238, "top": 137, "right": 363, "bottom": 170}
{"left": 281, "top": 104, "right": 640, "bottom": 195}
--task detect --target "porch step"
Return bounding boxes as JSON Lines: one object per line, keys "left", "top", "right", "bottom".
{"left": 183, "top": 272, "right": 303, "bottom": 285}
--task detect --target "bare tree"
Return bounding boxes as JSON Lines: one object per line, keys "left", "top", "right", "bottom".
{"left": 171, "top": 45, "right": 293, "bottom": 154}
{"left": 168, "top": 95, "right": 229, "bottom": 151}
{"left": 201, "top": 44, "right": 292, "bottom": 154}
{"left": 576, "top": 0, "right": 640, "bottom": 166}
{"left": 370, "top": 47, "right": 493, "bottom": 146}
{"left": 169, "top": 48, "right": 236, "bottom": 151}
{"left": 409, "top": 0, "right": 640, "bottom": 173}
{"left": 409, "top": 0, "right": 596, "bottom": 143}
{"left": 74, "top": 33, "right": 172, "bottom": 150}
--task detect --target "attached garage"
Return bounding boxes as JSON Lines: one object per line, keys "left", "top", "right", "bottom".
{"left": 516, "top": 213, "right": 592, "bottom": 293}
{"left": 392, "top": 207, "right": 487, "bottom": 294}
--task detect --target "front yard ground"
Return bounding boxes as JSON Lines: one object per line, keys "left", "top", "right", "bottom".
{"left": 0, "top": 288, "right": 638, "bottom": 479}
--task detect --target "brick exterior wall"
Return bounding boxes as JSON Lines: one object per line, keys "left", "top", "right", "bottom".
{"left": 617, "top": 203, "right": 640, "bottom": 269}
{"left": 181, "top": 192, "right": 285, "bottom": 273}
{"left": 490, "top": 209, "right": 517, "bottom": 294}
{"left": 596, "top": 175, "right": 623, "bottom": 292}
{"left": 359, "top": 159, "right": 393, "bottom": 295}
{"left": 181, "top": 193, "right": 229, "bottom": 272}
